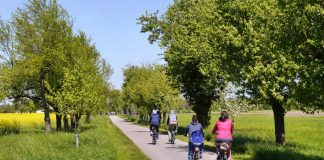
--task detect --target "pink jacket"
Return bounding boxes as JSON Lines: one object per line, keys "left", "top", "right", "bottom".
{"left": 211, "top": 119, "right": 233, "bottom": 139}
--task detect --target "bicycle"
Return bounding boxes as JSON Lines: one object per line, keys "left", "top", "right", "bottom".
{"left": 169, "top": 125, "right": 176, "bottom": 144}
{"left": 151, "top": 126, "right": 158, "bottom": 144}
{"left": 217, "top": 142, "right": 230, "bottom": 160}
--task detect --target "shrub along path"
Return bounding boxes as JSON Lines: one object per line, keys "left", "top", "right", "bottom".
{"left": 109, "top": 115, "right": 216, "bottom": 160}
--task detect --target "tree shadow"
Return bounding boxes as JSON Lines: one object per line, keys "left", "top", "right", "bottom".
{"left": 79, "top": 125, "right": 97, "bottom": 132}
{"left": 253, "top": 149, "right": 324, "bottom": 160}
{"left": 147, "top": 142, "right": 158, "bottom": 145}
{"left": 165, "top": 145, "right": 188, "bottom": 152}
{"left": 231, "top": 134, "right": 323, "bottom": 160}
{"left": 175, "top": 127, "right": 323, "bottom": 160}
{"left": 176, "top": 126, "right": 187, "bottom": 135}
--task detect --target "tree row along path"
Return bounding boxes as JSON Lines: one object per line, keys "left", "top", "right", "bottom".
{"left": 109, "top": 116, "right": 215, "bottom": 160}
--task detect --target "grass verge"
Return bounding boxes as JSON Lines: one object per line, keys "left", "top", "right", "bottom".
{"left": 0, "top": 115, "right": 149, "bottom": 160}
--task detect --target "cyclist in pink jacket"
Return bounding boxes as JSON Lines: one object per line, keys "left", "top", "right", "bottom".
{"left": 211, "top": 111, "right": 234, "bottom": 160}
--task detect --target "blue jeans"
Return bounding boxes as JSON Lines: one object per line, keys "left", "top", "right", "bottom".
{"left": 188, "top": 142, "right": 203, "bottom": 160}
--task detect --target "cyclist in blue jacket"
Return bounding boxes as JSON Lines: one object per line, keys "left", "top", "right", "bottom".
{"left": 184, "top": 114, "right": 204, "bottom": 160}
{"left": 150, "top": 109, "right": 160, "bottom": 141}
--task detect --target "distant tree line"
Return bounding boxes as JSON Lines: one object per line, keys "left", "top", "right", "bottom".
{"left": 107, "top": 64, "right": 185, "bottom": 123}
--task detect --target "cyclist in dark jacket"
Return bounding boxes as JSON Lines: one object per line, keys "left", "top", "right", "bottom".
{"left": 150, "top": 109, "right": 160, "bottom": 140}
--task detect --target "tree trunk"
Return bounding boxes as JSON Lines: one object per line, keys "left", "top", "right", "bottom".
{"left": 70, "top": 114, "right": 75, "bottom": 131}
{"left": 75, "top": 114, "right": 82, "bottom": 147}
{"left": 139, "top": 113, "right": 144, "bottom": 120}
{"left": 196, "top": 108, "right": 211, "bottom": 128}
{"left": 63, "top": 114, "right": 69, "bottom": 131}
{"left": 44, "top": 107, "right": 51, "bottom": 133}
{"left": 56, "top": 114, "right": 62, "bottom": 132}
{"left": 270, "top": 97, "right": 286, "bottom": 145}
{"left": 75, "top": 128, "right": 80, "bottom": 147}
{"left": 193, "top": 98, "right": 212, "bottom": 128}
{"left": 162, "top": 111, "right": 166, "bottom": 123}
{"left": 86, "top": 112, "right": 91, "bottom": 123}
{"left": 41, "top": 77, "right": 50, "bottom": 133}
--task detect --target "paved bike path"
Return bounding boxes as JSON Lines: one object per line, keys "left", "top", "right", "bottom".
{"left": 109, "top": 116, "right": 215, "bottom": 160}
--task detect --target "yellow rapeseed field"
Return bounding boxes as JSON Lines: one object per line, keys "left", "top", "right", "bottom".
{"left": 0, "top": 113, "right": 56, "bottom": 127}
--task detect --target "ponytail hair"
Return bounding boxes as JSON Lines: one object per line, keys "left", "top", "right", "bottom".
{"left": 219, "top": 111, "right": 229, "bottom": 122}
{"left": 192, "top": 114, "right": 198, "bottom": 122}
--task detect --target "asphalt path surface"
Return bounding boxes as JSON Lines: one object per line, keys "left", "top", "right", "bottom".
{"left": 109, "top": 116, "right": 216, "bottom": 160}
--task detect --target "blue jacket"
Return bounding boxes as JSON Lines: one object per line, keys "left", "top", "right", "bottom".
{"left": 184, "top": 121, "right": 203, "bottom": 139}
{"left": 150, "top": 113, "right": 160, "bottom": 125}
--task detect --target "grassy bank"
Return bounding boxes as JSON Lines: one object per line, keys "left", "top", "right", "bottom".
{"left": 0, "top": 114, "right": 149, "bottom": 160}
{"left": 125, "top": 112, "right": 324, "bottom": 160}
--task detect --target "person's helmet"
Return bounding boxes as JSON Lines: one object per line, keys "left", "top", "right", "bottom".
{"left": 170, "top": 110, "right": 174, "bottom": 114}
{"left": 152, "top": 109, "right": 157, "bottom": 114}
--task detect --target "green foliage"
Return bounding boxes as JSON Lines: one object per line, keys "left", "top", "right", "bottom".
{"left": 107, "top": 89, "right": 124, "bottom": 113}
{"left": 284, "top": 0, "right": 324, "bottom": 113}
{"left": 122, "top": 64, "right": 184, "bottom": 116}
{"left": 49, "top": 31, "right": 111, "bottom": 116}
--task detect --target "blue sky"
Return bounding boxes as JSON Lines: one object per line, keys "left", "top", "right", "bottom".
{"left": 0, "top": 0, "right": 172, "bottom": 89}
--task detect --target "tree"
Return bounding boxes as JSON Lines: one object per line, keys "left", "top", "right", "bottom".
{"left": 107, "top": 89, "right": 124, "bottom": 114}
{"left": 0, "top": 0, "right": 73, "bottom": 133}
{"left": 0, "top": 18, "right": 17, "bottom": 68}
{"left": 122, "top": 64, "right": 183, "bottom": 119}
{"left": 282, "top": 0, "right": 324, "bottom": 113}
{"left": 48, "top": 30, "right": 111, "bottom": 146}
{"left": 139, "top": 0, "right": 323, "bottom": 144}
{"left": 138, "top": 1, "right": 225, "bottom": 127}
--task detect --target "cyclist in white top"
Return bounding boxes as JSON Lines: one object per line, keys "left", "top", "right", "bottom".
{"left": 167, "top": 110, "right": 178, "bottom": 142}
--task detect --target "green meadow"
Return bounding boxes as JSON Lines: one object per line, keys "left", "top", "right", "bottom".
{"left": 174, "top": 112, "right": 324, "bottom": 160}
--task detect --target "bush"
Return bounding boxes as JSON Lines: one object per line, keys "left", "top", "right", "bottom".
{"left": 137, "top": 119, "right": 149, "bottom": 125}
{"left": 0, "top": 120, "right": 21, "bottom": 135}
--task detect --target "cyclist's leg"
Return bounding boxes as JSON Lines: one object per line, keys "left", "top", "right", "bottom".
{"left": 215, "top": 142, "right": 220, "bottom": 158}
{"left": 188, "top": 142, "right": 193, "bottom": 160}
{"left": 168, "top": 125, "right": 171, "bottom": 141}
{"left": 149, "top": 124, "right": 153, "bottom": 135}
{"left": 156, "top": 125, "right": 160, "bottom": 139}
{"left": 228, "top": 142, "right": 232, "bottom": 160}
{"left": 199, "top": 143, "right": 204, "bottom": 158}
